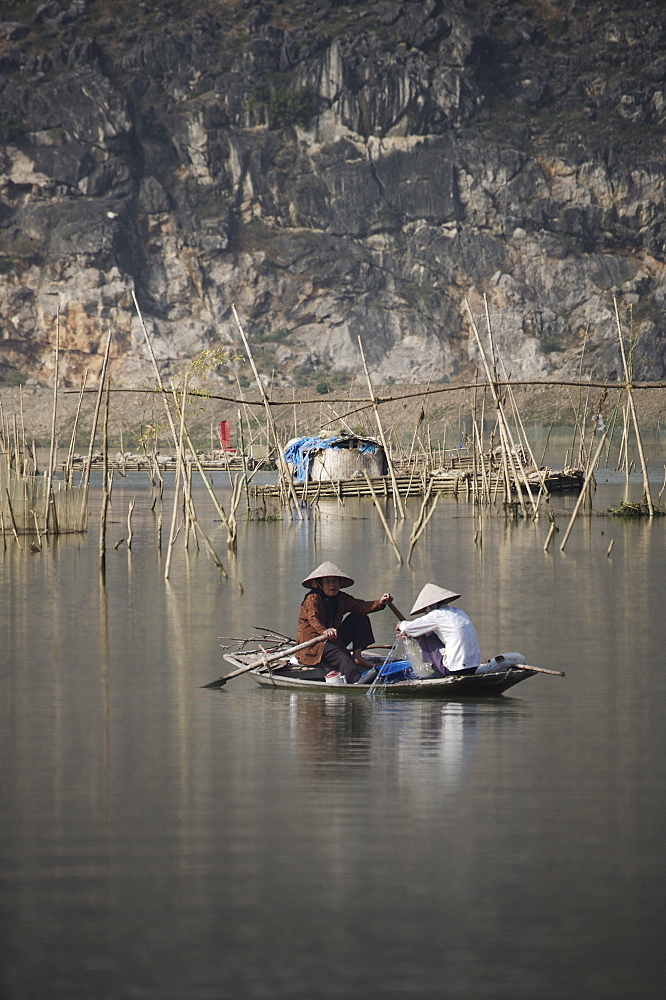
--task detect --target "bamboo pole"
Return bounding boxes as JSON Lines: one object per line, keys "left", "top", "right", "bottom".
{"left": 4, "top": 489, "right": 22, "bottom": 548}
{"left": 362, "top": 471, "right": 403, "bottom": 564}
{"left": 127, "top": 497, "right": 135, "bottom": 550}
{"left": 559, "top": 427, "right": 609, "bottom": 552}
{"left": 539, "top": 421, "right": 554, "bottom": 468}
{"left": 237, "top": 409, "right": 251, "bottom": 517}
{"left": 407, "top": 484, "right": 439, "bottom": 565}
{"left": 32, "top": 509, "right": 42, "bottom": 546}
{"left": 99, "top": 377, "right": 110, "bottom": 573}
{"left": 83, "top": 329, "right": 113, "bottom": 490}
{"left": 485, "top": 331, "right": 539, "bottom": 514}
{"left": 43, "top": 302, "right": 60, "bottom": 531}
{"left": 543, "top": 521, "right": 558, "bottom": 553}
{"left": 65, "top": 371, "right": 88, "bottom": 486}
{"left": 465, "top": 299, "right": 526, "bottom": 515}
{"left": 132, "top": 289, "right": 179, "bottom": 450}
{"left": 164, "top": 373, "right": 188, "bottom": 581}
{"left": 231, "top": 304, "right": 303, "bottom": 519}
{"left": 133, "top": 290, "right": 210, "bottom": 558}
{"left": 614, "top": 298, "right": 654, "bottom": 516}
{"left": 472, "top": 418, "right": 491, "bottom": 503}
{"left": 357, "top": 336, "right": 405, "bottom": 519}
{"left": 192, "top": 518, "right": 228, "bottom": 577}
{"left": 177, "top": 416, "right": 237, "bottom": 541}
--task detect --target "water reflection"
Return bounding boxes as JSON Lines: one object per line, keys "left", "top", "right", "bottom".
{"left": 2, "top": 456, "right": 665, "bottom": 1000}
{"left": 283, "top": 688, "right": 531, "bottom": 794}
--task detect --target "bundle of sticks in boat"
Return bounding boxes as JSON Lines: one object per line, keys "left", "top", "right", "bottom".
{"left": 218, "top": 627, "right": 297, "bottom": 657}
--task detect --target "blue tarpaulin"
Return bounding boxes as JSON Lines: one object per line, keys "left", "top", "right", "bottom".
{"left": 284, "top": 435, "right": 379, "bottom": 482}
{"left": 284, "top": 436, "right": 337, "bottom": 482}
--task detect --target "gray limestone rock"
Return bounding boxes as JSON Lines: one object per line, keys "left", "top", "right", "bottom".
{"left": 0, "top": 0, "right": 665, "bottom": 390}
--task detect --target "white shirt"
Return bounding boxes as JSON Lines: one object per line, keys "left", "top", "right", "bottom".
{"left": 399, "top": 606, "right": 481, "bottom": 673}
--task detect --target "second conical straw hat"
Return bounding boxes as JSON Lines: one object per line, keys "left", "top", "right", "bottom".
{"left": 301, "top": 561, "right": 354, "bottom": 589}
{"left": 410, "top": 583, "right": 461, "bottom": 615}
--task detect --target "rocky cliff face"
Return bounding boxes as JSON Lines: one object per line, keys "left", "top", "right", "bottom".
{"left": 1, "top": 0, "right": 665, "bottom": 391}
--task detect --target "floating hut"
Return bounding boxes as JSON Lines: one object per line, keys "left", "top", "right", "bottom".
{"left": 284, "top": 433, "right": 387, "bottom": 483}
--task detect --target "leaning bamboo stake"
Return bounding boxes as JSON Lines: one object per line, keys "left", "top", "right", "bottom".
{"left": 99, "top": 377, "right": 111, "bottom": 573}
{"left": 43, "top": 302, "right": 60, "bottom": 531}
{"left": 482, "top": 298, "right": 536, "bottom": 505}
{"left": 472, "top": 418, "right": 491, "bottom": 503}
{"left": 4, "top": 489, "right": 22, "bottom": 549}
{"left": 543, "top": 521, "right": 558, "bottom": 554}
{"left": 614, "top": 298, "right": 654, "bottom": 516}
{"left": 407, "top": 489, "right": 439, "bottom": 565}
{"left": 133, "top": 293, "right": 207, "bottom": 557}
{"left": 363, "top": 471, "right": 403, "bottom": 564}
{"left": 491, "top": 359, "right": 539, "bottom": 514}
{"left": 132, "top": 289, "right": 179, "bottom": 451}
{"left": 618, "top": 401, "right": 631, "bottom": 478}
{"left": 32, "top": 509, "right": 42, "bottom": 546}
{"left": 83, "top": 329, "right": 113, "bottom": 490}
{"left": 500, "top": 370, "right": 547, "bottom": 508}
{"left": 237, "top": 409, "right": 251, "bottom": 517}
{"left": 466, "top": 299, "right": 526, "bottom": 515}
{"left": 408, "top": 478, "right": 434, "bottom": 543}
{"left": 358, "top": 336, "right": 405, "bottom": 519}
{"left": 164, "top": 373, "right": 188, "bottom": 581}
{"left": 182, "top": 450, "right": 194, "bottom": 551}
{"left": 194, "top": 520, "right": 228, "bottom": 577}
{"left": 180, "top": 419, "right": 234, "bottom": 537}
{"left": 12, "top": 414, "right": 20, "bottom": 474}
{"left": 569, "top": 331, "right": 589, "bottom": 467}
{"left": 18, "top": 390, "right": 27, "bottom": 472}
{"left": 231, "top": 304, "right": 303, "bottom": 519}
{"left": 559, "top": 426, "right": 608, "bottom": 552}
{"left": 127, "top": 497, "right": 135, "bottom": 550}
{"left": 65, "top": 371, "right": 88, "bottom": 486}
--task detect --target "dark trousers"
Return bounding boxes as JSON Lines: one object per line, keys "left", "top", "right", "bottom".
{"left": 321, "top": 613, "right": 375, "bottom": 683}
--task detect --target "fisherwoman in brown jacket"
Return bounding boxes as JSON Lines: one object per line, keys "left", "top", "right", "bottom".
{"left": 296, "top": 561, "right": 392, "bottom": 684}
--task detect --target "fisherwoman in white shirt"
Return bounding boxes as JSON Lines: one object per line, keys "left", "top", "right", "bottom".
{"left": 396, "top": 584, "right": 481, "bottom": 675}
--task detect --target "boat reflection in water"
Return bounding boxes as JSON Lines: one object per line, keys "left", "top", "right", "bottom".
{"left": 283, "top": 690, "right": 516, "bottom": 784}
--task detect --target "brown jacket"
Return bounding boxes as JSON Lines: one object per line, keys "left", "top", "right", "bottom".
{"left": 297, "top": 590, "right": 384, "bottom": 665}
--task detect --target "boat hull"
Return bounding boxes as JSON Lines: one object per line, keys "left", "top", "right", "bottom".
{"left": 249, "top": 666, "right": 534, "bottom": 697}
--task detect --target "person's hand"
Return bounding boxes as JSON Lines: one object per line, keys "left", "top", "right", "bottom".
{"left": 379, "top": 593, "right": 392, "bottom": 606}
{"left": 395, "top": 623, "right": 404, "bottom": 635}
{"left": 323, "top": 627, "right": 337, "bottom": 639}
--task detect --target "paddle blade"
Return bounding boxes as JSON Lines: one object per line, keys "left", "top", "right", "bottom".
{"left": 200, "top": 677, "right": 227, "bottom": 689}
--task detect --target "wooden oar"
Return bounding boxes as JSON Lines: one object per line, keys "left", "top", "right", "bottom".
{"left": 201, "top": 635, "right": 327, "bottom": 688}
{"left": 387, "top": 601, "right": 406, "bottom": 621}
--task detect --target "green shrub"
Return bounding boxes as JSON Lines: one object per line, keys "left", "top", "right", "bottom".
{"left": 0, "top": 255, "right": 20, "bottom": 274}
{"left": 253, "top": 326, "right": 291, "bottom": 344}
{"left": 251, "top": 82, "right": 317, "bottom": 128}
{"left": 0, "top": 115, "right": 24, "bottom": 142}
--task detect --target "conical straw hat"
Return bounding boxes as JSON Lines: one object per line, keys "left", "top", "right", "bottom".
{"left": 302, "top": 561, "right": 354, "bottom": 589}
{"left": 410, "top": 583, "right": 461, "bottom": 615}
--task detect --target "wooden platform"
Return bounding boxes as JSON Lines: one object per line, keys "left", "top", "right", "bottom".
{"left": 250, "top": 467, "right": 584, "bottom": 501}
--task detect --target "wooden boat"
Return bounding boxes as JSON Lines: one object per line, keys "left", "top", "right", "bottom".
{"left": 220, "top": 651, "right": 539, "bottom": 698}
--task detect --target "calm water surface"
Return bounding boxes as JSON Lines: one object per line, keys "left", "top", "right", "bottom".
{"left": 1, "top": 446, "right": 665, "bottom": 999}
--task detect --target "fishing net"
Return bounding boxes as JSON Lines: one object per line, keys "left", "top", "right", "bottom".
{"left": 0, "top": 466, "right": 88, "bottom": 534}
